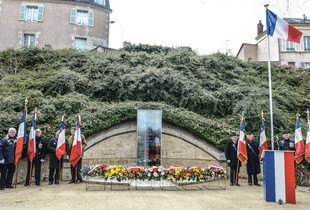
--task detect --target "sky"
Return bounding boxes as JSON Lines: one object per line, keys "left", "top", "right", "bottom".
{"left": 108, "top": 0, "right": 310, "bottom": 56}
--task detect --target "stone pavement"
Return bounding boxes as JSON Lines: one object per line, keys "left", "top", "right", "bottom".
{"left": 0, "top": 179, "right": 309, "bottom": 210}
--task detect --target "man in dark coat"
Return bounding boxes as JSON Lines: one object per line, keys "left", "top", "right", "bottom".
{"left": 246, "top": 132, "right": 261, "bottom": 186}
{"left": 0, "top": 128, "right": 17, "bottom": 190}
{"left": 25, "top": 129, "right": 47, "bottom": 186}
{"left": 225, "top": 132, "right": 241, "bottom": 186}
{"left": 279, "top": 130, "right": 295, "bottom": 151}
{"left": 47, "top": 131, "right": 63, "bottom": 185}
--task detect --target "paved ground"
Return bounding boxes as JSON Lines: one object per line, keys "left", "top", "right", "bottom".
{"left": 0, "top": 179, "right": 309, "bottom": 210}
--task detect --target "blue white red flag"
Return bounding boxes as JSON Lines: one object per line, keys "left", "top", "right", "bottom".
{"left": 15, "top": 107, "right": 27, "bottom": 165}
{"left": 27, "top": 110, "right": 38, "bottom": 163}
{"left": 266, "top": 9, "right": 303, "bottom": 44}
{"left": 294, "top": 114, "right": 305, "bottom": 163}
{"left": 56, "top": 115, "right": 66, "bottom": 160}
{"left": 69, "top": 113, "right": 82, "bottom": 167}
{"left": 237, "top": 117, "right": 248, "bottom": 163}
{"left": 259, "top": 119, "right": 268, "bottom": 161}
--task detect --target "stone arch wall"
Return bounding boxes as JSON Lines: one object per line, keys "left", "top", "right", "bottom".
{"left": 83, "top": 120, "right": 226, "bottom": 169}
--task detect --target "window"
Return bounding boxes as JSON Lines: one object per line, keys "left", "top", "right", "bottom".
{"left": 70, "top": 8, "right": 94, "bottom": 27}
{"left": 74, "top": 38, "right": 87, "bottom": 50}
{"left": 23, "top": 34, "right": 36, "bottom": 47}
{"left": 286, "top": 41, "right": 295, "bottom": 51}
{"left": 288, "top": 62, "right": 295, "bottom": 66}
{"left": 19, "top": 5, "right": 44, "bottom": 22}
{"left": 300, "top": 62, "right": 310, "bottom": 69}
{"left": 304, "top": 37, "right": 310, "bottom": 51}
{"left": 95, "top": 0, "right": 105, "bottom": 6}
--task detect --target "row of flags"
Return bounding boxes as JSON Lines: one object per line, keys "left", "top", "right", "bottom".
{"left": 237, "top": 112, "right": 310, "bottom": 164}
{"left": 14, "top": 104, "right": 83, "bottom": 168}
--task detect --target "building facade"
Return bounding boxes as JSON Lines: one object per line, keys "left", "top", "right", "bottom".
{"left": 237, "top": 18, "right": 310, "bottom": 69}
{"left": 0, "top": 0, "right": 112, "bottom": 51}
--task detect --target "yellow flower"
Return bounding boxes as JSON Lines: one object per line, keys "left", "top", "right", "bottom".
{"left": 200, "top": 175, "right": 203, "bottom": 178}
{"left": 109, "top": 173, "right": 112, "bottom": 176}
{"left": 119, "top": 173, "right": 123, "bottom": 177}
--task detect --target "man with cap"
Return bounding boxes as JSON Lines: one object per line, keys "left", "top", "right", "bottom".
{"left": 225, "top": 132, "right": 241, "bottom": 186}
{"left": 245, "top": 132, "right": 261, "bottom": 186}
{"left": 25, "top": 129, "right": 47, "bottom": 186}
{"left": 47, "top": 131, "right": 63, "bottom": 185}
{"left": 279, "top": 130, "right": 295, "bottom": 151}
{"left": 0, "top": 128, "right": 17, "bottom": 190}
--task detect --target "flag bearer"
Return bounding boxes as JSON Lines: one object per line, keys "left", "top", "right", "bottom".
{"left": 47, "top": 131, "right": 62, "bottom": 185}
{"left": 279, "top": 130, "right": 295, "bottom": 151}
{"left": 225, "top": 132, "right": 241, "bottom": 186}
{"left": 245, "top": 132, "right": 261, "bottom": 186}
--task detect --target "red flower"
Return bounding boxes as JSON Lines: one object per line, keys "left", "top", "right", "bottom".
{"left": 180, "top": 173, "right": 184, "bottom": 177}
{"left": 175, "top": 175, "right": 179, "bottom": 179}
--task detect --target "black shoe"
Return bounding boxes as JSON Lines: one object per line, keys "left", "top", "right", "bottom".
{"left": 35, "top": 183, "right": 41, "bottom": 186}
{"left": 68, "top": 180, "right": 75, "bottom": 184}
{"left": 248, "top": 183, "right": 252, "bottom": 186}
{"left": 55, "top": 181, "right": 59, "bottom": 185}
{"left": 6, "top": 185, "right": 14, "bottom": 189}
{"left": 48, "top": 182, "right": 53, "bottom": 185}
{"left": 75, "top": 180, "right": 81, "bottom": 184}
{"left": 254, "top": 183, "right": 261, "bottom": 186}
{"left": 1, "top": 187, "right": 5, "bottom": 190}
{"left": 236, "top": 183, "right": 241, "bottom": 186}
{"left": 24, "top": 183, "right": 29, "bottom": 187}
{"left": 230, "top": 183, "right": 233, "bottom": 186}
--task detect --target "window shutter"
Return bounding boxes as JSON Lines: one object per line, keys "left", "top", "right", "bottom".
{"left": 281, "top": 39, "right": 286, "bottom": 51}
{"left": 300, "top": 36, "right": 305, "bottom": 51}
{"left": 38, "top": 6, "right": 44, "bottom": 22}
{"left": 88, "top": 11, "right": 94, "bottom": 27}
{"left": 21, "top": 33, "right": 25, "bottom": 47}
{"left": 19, "top": 5, "right": 26, "bottom": 21}
{"left": 70, "top": 8, "right": 77, "bottom": 24}
{"left": 295, "top": 42, "right": 300, "bottom": 51}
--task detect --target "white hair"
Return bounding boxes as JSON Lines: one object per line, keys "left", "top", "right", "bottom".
{"left": 8, "top": 128, "right": 16, "bottom": 133}
{"left": 36, "top": 129, "right": 41, "bottom": 133}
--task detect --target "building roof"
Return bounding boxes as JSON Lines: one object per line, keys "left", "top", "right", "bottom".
{"left": 236, "top": 43, "right": 257, "bottom": 58}
{"left": 283, "top": 18, "right": 310, "bottom": 25}
{"left": 62, "top": 0, "right": 112, "bottom": 12}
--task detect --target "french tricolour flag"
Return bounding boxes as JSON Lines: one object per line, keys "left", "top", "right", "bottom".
{"left": 15, "top": 107, "right": 27, "bottom": 165}
{"left": 259, "top": 119, "right": 268, "bottom": 161}
{"left": 56, "top": 115, "right": 66, "bottom": 160}
{"left": 294, "top": 114, "right": 305, "bottom": 164}
{"left": 266, "top": 9, "right": 303, "bottom": 44}
{"left": 237, "top": 117, "right": 247, "bottom": 163}
{"left": 263, "top": 151, "right": 295, "bottom": 204}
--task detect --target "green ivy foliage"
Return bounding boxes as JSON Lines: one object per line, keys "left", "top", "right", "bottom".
{"left": 0, "top": 46, "right": 309, "bottom": 151}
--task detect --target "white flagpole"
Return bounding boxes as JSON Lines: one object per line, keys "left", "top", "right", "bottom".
{"left": 265, "top": 4, "right": 274, "bottom": 150}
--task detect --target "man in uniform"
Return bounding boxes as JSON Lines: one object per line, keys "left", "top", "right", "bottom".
{"left": 67, "top": 127, "right": 87, "bottom": 184}
{"left": 47, "top": 131, "right": 63, "bottom": 185}
{"left": 279, "top": 130, "right": 295, "bottom": 151}
{"left": 225, "top": 132, "right": 241, "bottom": 186}
{"left": 245, "top": 132, "right": 261, "bottom": 186}
{"left": 25, "top": 129, "right": 47, "bottom": 186}
{"left": 0, "top": 128, "right": 17, "bottom": 190}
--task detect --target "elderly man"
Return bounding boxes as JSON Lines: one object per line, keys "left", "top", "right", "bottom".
{"left": 225, "top": 132, "right": 241, "bottom": 186}
{"left": 0, "top": 128, "right": 17, "bottom": 190}
{"left": 279, "top": 130, "right": 295, "bottom": 151}
{"left": 25, "top": 129, "right": 47, "bottom": 186}
{"left": 67, "top": 127, "right": 87, "bottom": 184}
{"left": 245, "top": 132, "right": 261, "bottom": 186}
{"left": 47, "top": 131, "right": 63, "bottom": 185}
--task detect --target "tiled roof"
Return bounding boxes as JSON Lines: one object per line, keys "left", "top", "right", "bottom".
{"left": 283, "top": 18, "right": 310, "bottom": 24}
{"left": 62, "top": 0, "right": 112, "bottom": 11}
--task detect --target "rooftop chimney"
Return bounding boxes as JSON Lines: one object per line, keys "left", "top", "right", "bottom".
{"left": 303, "top": 14, "right": 307, "bottom": 21}
{"left": 257, "top": 20, "right": 264, "bottom": 35}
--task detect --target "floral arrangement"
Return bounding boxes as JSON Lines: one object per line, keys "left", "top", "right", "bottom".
{"left": 81, "top": 165, "right": 225, "bottom": 182}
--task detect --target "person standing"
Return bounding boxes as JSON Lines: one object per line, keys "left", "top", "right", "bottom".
{"left": 67, "top": 127, "right": 87, "bottom": 184}
{"left": 225, "top": 132, "right": 241, "bottom": 186}
{"left": 0, "top": 128, "right": 17, "bottom": 190}
{"left": 47, "top": 131, "right": 62, "bottom": 185}
{"left": 25, "top": 129, "right": 47, "bottom": 186}
{"left": 245, "top": 132, "right": 261, "bottom": 186}
{"left": 279, "top": 130, "right": 295, "bottom": 151}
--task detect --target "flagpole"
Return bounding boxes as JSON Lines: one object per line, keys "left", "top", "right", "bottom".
{"left": 235, "top": 112, "right": 244, "bottom": 186}
{"left": 15, "top": 98, "right": 28, "bottom": 188}
{"left": 265, "top": 4, "right": 275, "bottom": 150}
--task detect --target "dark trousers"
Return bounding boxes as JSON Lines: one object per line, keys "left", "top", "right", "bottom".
{"left": 230, "top": 166, "right": 240, "bottom": 184}
{"left": 70, "top": 158, "right": 82, "bottom": 181}
{"left": 1, "top": 163, "right": 15, "bottom": 188}
{"left": 248, "top": 173, "right": 258, "bottom": 184}
{"left": 25, "top": 158, "right": 42, "bottom": 184}
{"left": 49, "top": 168, "right": 59, "bottom": 183}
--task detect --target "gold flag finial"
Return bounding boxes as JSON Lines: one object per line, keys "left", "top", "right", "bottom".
{"left": 307, "top": 109, "right": 309, "bottom": 117}
{"left": 261, "top": 111, "right": 264, "bottom": 120}
{"left": 25, "top": 98, "right": 28, "bottom": 107}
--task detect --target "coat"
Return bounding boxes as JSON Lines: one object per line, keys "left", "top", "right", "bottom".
{"left": 246, "top": 139, "right": 261, "bottom": 174}
{"left": 0, "top": 136, "right": 16, "bottom": 164}
{"left": 35, "top": 136, "right": 47, "bottom": 160}
{"left": 47, "top": 137, "right": 63, "bottom": 169}
{"left": 225, "top": 140, "right": 241, "bottom": 168}
{"left": 279, "top": 139, "right": 295, "bottom": 151}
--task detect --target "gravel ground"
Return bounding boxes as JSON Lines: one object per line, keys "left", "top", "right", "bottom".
{"left": 0, "top": 179, "right": 309, "bottom": 210}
